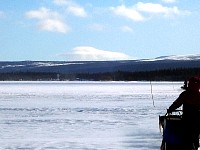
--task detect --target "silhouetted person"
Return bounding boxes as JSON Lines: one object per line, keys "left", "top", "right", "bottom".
{"left": 168, "top": 76, "right": 200, "bottom": 150}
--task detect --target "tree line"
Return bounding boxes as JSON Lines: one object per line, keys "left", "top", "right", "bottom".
{"left": 0, "top": 68, "right": 200, "bottom": 81}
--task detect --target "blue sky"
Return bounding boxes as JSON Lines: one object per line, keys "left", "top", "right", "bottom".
{"left": 0, "top": 0, "right": 200, "bottom": 61}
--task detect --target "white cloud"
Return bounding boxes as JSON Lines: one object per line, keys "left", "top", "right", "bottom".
{"left": 61, "top": 46, "right": 132, "bottom": 61}
{"left": 68, "top": 5, "right": 87, "bottom": 17}
{"left": 162, "top": 0, "right": 176, "bottom": 3}
{"left": 111, "top": 5, "right": 145, "bottom": 22}
{"left": 111, "top": 2, "right": 190, "bottom": 22}
{"left": 53, "top": 0, "right": 87, "bottom": 17}
{"left": 26, "top": 7, "right": 70, "bottom": 33}
{"left": 26, "top": 7, "right": 59, "bottom": 20}
{"left": 121, "top": 26, "right": 133, "bottom": 33}
{"left": 38, "top": 19, "right": 69, "bottom": 33}
{"left": 136, "top": 2, "right": 180, "bottom": 17}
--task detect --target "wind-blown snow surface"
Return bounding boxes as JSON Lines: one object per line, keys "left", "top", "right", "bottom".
{"left": 0, "top": 81, "right": 183, "bottom": 150}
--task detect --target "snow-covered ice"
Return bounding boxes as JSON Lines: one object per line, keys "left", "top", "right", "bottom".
{"left": 0, "top": 81, "right": 183, "bottom": 149}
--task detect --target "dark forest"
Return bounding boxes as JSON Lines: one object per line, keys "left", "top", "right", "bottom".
{"left": 0, "top": 68, "right": 200, "bottom": 81}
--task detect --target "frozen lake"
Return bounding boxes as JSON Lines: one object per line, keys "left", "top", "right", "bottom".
{"left": 0, "top": 81, "right": 183, "bottom": 150}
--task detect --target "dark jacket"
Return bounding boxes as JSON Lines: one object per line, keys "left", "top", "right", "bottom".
{"left": 168, "top": 90, "right": 200, "bottom": 118}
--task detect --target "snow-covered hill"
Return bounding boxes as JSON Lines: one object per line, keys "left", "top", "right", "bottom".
{"left": 0, "top": 54, "right": 200, "bottom": 73}
{"left": 153, "top": 54, "right": 200, "bottom": 61}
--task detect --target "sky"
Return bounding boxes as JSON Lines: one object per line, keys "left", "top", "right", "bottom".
{"left": 0, "top": 0, "right": 200, "bottom": 61}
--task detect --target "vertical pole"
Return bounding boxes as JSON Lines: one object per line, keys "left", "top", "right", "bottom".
{"left": 150, "top": 81, "right": 155, "bottom": 107}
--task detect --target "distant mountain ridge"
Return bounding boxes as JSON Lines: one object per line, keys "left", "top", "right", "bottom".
{"left": 153, "top": 54, "right": 200, "bottom": 61}
{"left": 0, "top": 54, "right": 200, "bottom": 74}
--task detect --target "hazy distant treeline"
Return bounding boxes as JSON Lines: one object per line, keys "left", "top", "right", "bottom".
{"left": 0, "top": 68, "right": 200, "bottom": 81}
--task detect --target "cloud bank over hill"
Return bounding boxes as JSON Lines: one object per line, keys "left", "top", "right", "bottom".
{"left": 59, "top": 46, "right": 132, "bottom": 61}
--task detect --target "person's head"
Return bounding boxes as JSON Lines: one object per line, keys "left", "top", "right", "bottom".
{"left": 187, "top": 76, "right": 200, "bottom": 93}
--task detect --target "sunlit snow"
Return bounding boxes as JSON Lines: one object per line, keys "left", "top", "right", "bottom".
{"left": 0, "top": 81, "right": 184, "bottom": 149}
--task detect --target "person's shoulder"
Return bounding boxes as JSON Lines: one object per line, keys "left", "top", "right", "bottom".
{"left": 181, "top": 89, "right": 199, "bottom": 97}
{"left": 179, "top": 90, "right": 188, "bottom": 97}
{"left": 180, "top": 90, "right": 187, "bottom": 94}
